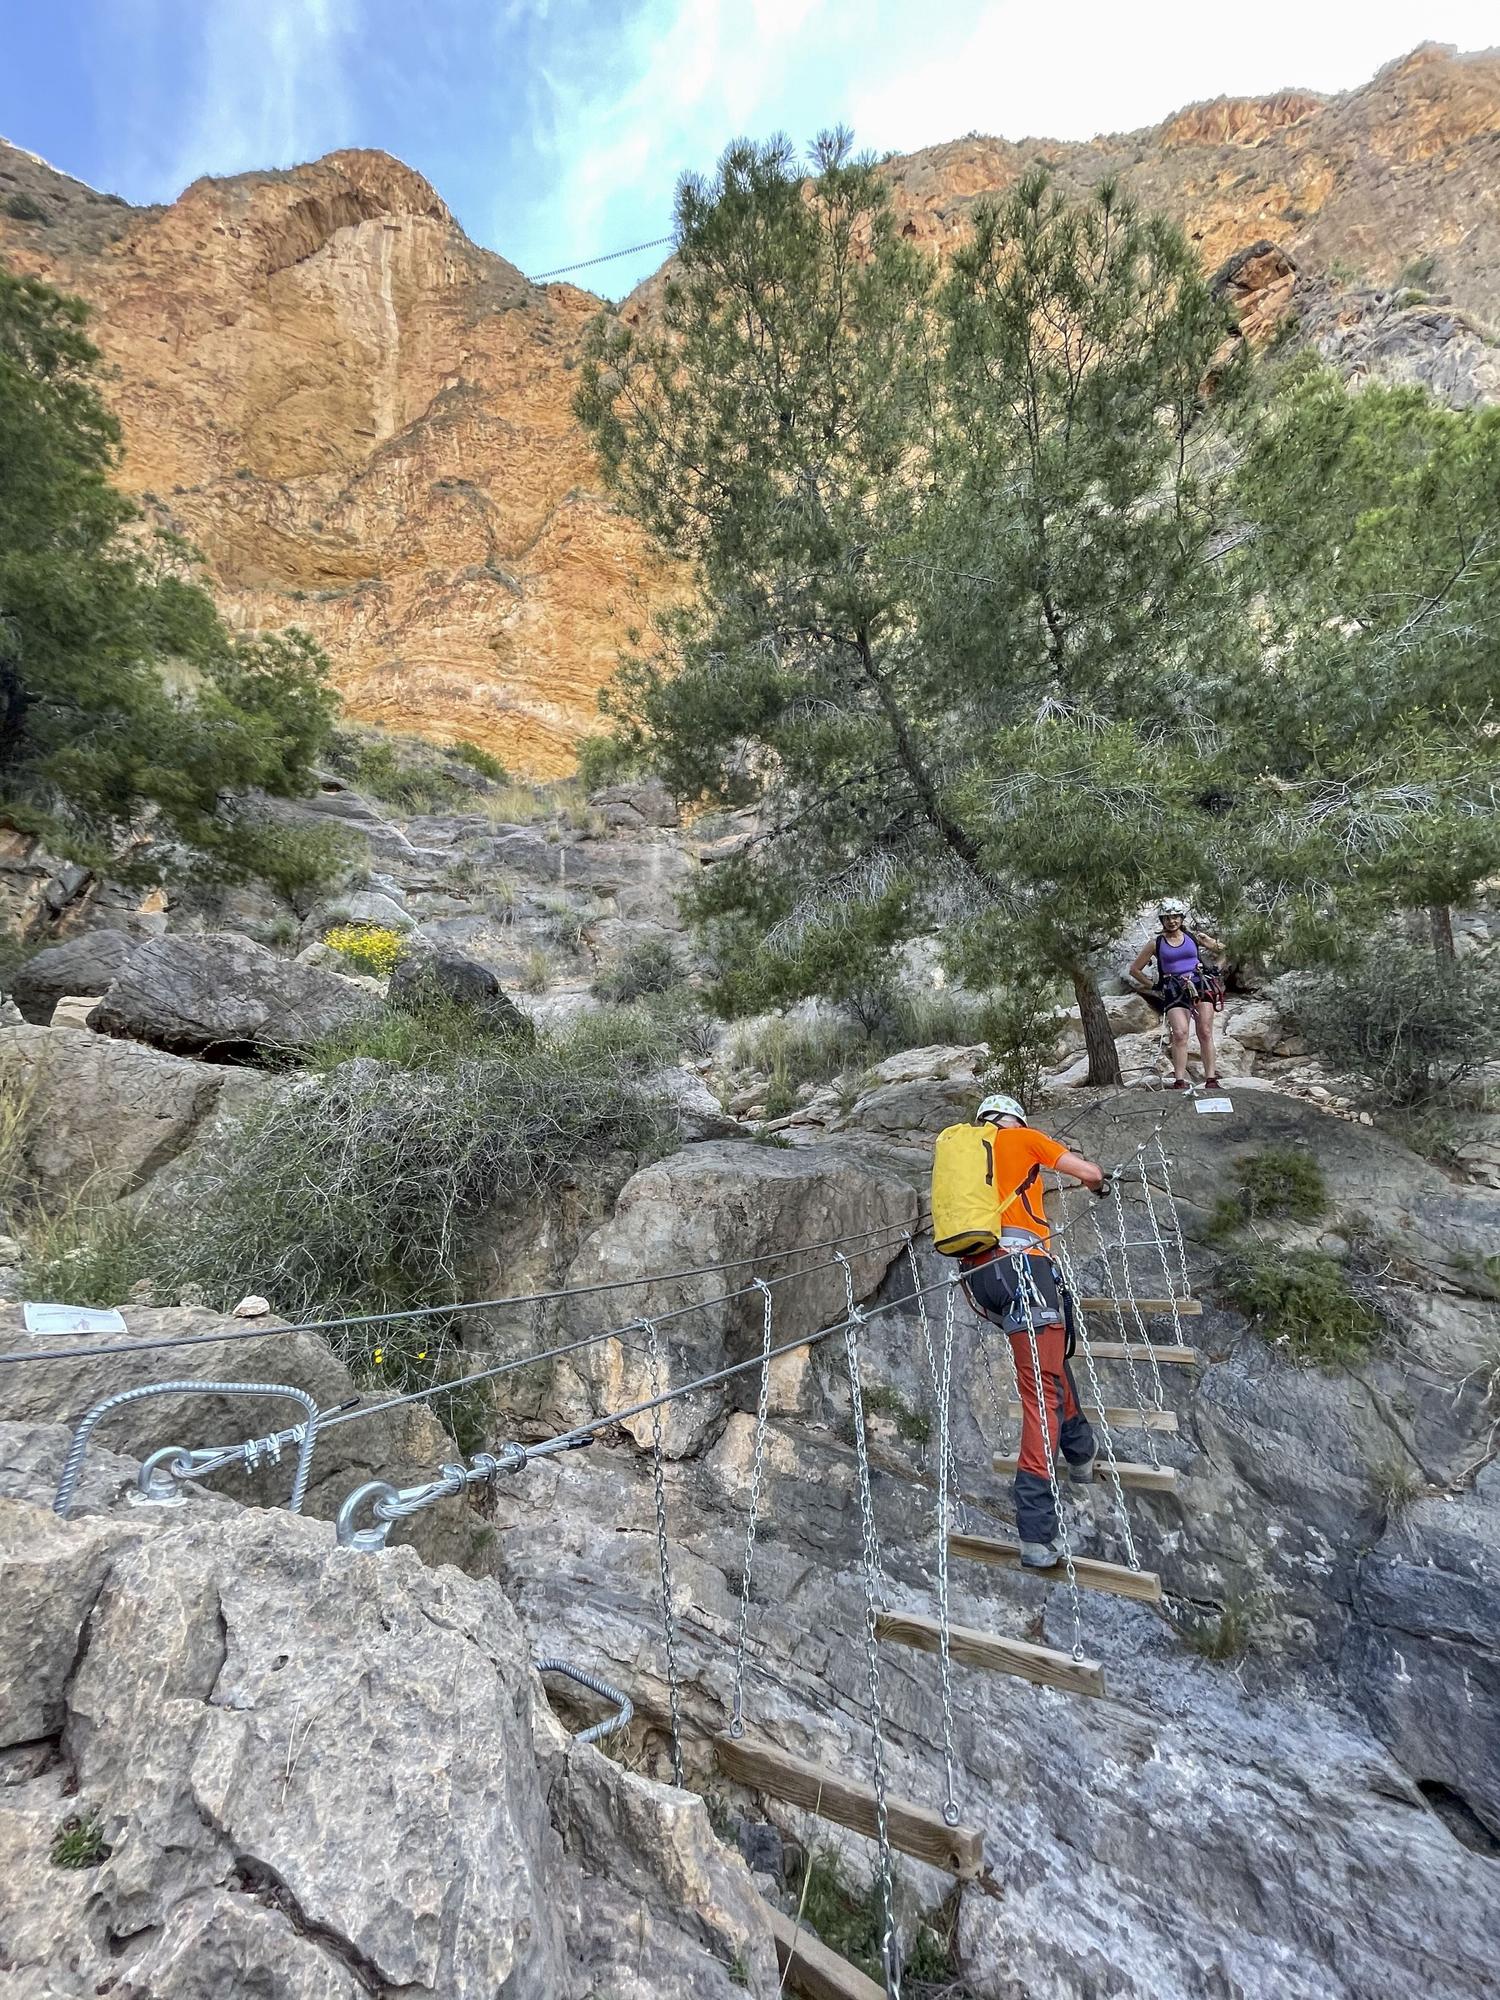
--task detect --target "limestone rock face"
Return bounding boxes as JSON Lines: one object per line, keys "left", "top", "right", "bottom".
{"left": 0, "top": 1022, "right": 229, "bottom": 1200}
{"left": 91, "top": 930, "right": 378, "bottom": 1062}
{"left": 0, "top": 1498, "right": 777, "bottom": 1998}
{"left": 0, "top": 147, "right": 669, "bottom": 776}
{"left": 561, "top": 1138, "right": 918, "bottom": 1454}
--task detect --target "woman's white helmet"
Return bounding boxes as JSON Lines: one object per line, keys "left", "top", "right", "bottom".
{"left": 1157, "top": 895, "right": 1189, "bottom": 920}
{"left": 976, "top": 1093, "right": 1026, "bottom": 1127}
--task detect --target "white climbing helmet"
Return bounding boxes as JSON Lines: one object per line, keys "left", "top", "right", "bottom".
{"left": 976, "top": 1092, "right": 1026, "bottom": 1127}
{"left": 1157, "top": 895, "right": 1189, "bottom": 920}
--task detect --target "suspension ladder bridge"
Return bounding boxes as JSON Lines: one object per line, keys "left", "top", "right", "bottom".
{"left": 4, "top": 1108, "right": 1207, "bottom": 2000}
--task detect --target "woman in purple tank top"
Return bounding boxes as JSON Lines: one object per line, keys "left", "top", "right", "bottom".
{"left": 1127, "top": 897, "right": 1227, "bottom": 1091}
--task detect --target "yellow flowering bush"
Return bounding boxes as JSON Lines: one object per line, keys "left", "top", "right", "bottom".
{"left": 323, "top": 922, "right": 407, "bottom": 979}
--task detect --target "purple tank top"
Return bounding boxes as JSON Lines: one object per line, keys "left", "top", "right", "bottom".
{"left": 1156, "top": 932, "right": 1199, "bottom": 980}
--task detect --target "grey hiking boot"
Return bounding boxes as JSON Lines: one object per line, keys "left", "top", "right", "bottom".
{"left": 1067, "top": 1454, "right": 1097, "bottom": 1486}
{"left": 1018, "top": 1538, "right": 1063, "bottom": 1570}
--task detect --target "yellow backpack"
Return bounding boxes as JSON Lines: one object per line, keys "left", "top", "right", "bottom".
{"left": 931, "top": 1122, "right": 1047, "bottom": 1256}
{"left": 931, "top": 1122, "right": 1008, "bottom": 1256}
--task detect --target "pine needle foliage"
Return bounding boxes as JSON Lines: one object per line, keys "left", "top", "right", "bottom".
{"left": 577, "top": 141, "right": 1256, "bottom": 1082}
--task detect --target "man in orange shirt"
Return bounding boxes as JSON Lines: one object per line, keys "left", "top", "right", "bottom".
{"left": 960, "top": 1093, "right": 1108, "bottom": 1568}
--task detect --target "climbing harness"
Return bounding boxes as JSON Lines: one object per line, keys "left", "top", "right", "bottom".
{"left": 641, "top": 1314, "right": 685, "bottom": 1788}
{"left": 54, "top": 1380, "right": 325, "bottom": 1519}
{"left": 727, "top": 1280, "right": 774, "bottom": 1739}
{"left": 843, "top": 1310, "right": 902, "bottom": 2000}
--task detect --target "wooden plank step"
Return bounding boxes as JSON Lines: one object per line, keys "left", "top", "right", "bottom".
{"left": 1076, "top": 1296, "right": 1201, "bottom": 1316}
{"left": 1005, "top": 1402, "right": 1179, "bottom": 1434}
{"left": 875, "top": 1608, "right": 1106, "bottom": 1699}
{"left": 1083, "top": 1341, "right": 1200, "bottom": 1365}
{"left": 993, "top": 1453, "right": 1179, "bottom": 1495}
{"left": 948, "top": 1532, "right": 1163, "bottom": 1604}
{"left": 760, "top": 1895, "right": 884, "bottom": 2000}
{"left": 715, "top": 1735, "right": 985, "bottom": 1879}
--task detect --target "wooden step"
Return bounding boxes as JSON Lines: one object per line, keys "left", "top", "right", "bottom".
{"left": 875, "top": 1608, "right": 1106, "bottom": 1698}
{"left": 948, "top": 1532, "right": 1163, "bottom": 1605}
{"left": 1083, "top": 1341, "right": 1200, "bottom": 1366}
{"left": 1076, "top": 1296, "right": 1201, "bottom": 1316}
{"left": 1005, "top": 1402, "right": 1179, "bottom": 1434}
{"left": 993, "top": 1453, "right": 1179, "bottom": 1495}
{"left": 714, "top": 1734, "right": 985, "bottom": 1878}
{"left": 760, "top": 1895, "right": 884, "bottom": 2000}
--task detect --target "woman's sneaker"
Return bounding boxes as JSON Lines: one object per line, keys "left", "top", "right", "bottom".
{"left": 1019, "top": 1538, "right": 1064, "bottom": 1569}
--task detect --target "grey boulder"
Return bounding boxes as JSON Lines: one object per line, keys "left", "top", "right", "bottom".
{"left": 388, "top": 948, "right": 535, "bottom": 1039}
{"left": 9, "top": 930, "right": 139, "bottom": 1025}
{"left": 90, "top": 931, "right": 377, "bottom": 1063}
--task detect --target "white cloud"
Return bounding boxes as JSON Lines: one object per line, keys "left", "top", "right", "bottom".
{"left": 504, "top": 0, "right": 1500, "bottom": 288}
{"left": 107, "top": 0, "right": 362, "bottom": 201}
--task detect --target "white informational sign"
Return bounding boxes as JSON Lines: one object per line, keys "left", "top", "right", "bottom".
{"left": 22, "top": 1302, "right": 128, "bottom": 1336}
{"left": 1194, "top": 1097, "right": 1235, "bottom": 1116}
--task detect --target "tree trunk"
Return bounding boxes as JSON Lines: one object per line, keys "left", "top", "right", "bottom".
{"left": 1072, "top": 967, "right": 1122, "bottom": 1087}
{"left": 1429, "top": 903, "right": 1457, "bottom": 965}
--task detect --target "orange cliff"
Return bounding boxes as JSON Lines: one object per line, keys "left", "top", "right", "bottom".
{"left": 2, "top": 44, "right": 1498, "bottom": 772}
{"left": 0, "top": 146, "right": 670, "bottom": 776}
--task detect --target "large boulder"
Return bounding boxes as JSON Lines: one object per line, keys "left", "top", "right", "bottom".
{"left": 0, "top": 1025, "right": 230, "bottom": 1201}
{"left": 0, "top": 1500, "right": 777, "bottom": 1999}
{"left": 560, "top": 1139, "right": 919, "bottom": 1455}
{"left": 9, "top": 930, "right": 140, "bottom": 1025}
{"left": 90, "top": 932, "right": 378, "bottom": 1063}
{"left": 388, "top": 948, "right": 534, "bottom": 1039}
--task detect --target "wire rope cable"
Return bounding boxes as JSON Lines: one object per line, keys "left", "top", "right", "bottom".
{"left": 727, "top": 1280, "right": 774, "bottom": 1740}
{"left": 640, "top": 1315, "right": 685, "bottom": 1788}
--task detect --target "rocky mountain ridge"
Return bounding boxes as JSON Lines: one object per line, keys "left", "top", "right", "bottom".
{"left": 3, "top": 42, "right": 1499, "bottom": 768}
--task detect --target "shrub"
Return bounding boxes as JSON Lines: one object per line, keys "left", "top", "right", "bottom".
{"left": 446, "top": 739, "right": 508, "bottom": 783}
{"left": 574, "top": 732, "right": 646, "bottom": 791}
{"left": 3, "top": 191, "right": 49, "bottom": 223}
{"left": 1217, "top": 1246, "right": 1382, "bottom": 1367}
{"left": 592, "top": 936, "right": 682, "bottom": 1004}
{"left": 518, "top": 947, "right": 552, "bottom": 994}
{"left": 1282, "top": 944, "right": 1500, "bottom": 1107}
{"left": 345, "top": 736, "right": 465, "bottom": 815}
{"left": 230, "top": 818, "right": 355, "bottom": 905}
{"left": 1207, "top": 1145, "right": 1327, "bottom": 1239}
{"left": 323, "top": 922, "right": 407, "bottom": 979}
{"left": 975, "top": 970, "right": 1063, "bottom": 1105}
{"left": 152, "top": 1009, "right": 671, "bottom": 1329}
{"left": 21, "top": 1194, "right": 154, "bottom": 1307}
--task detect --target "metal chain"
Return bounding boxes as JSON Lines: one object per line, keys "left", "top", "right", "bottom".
{"left": 728, "top": 1280, "right": 775, "bottom": 1738}
{"left": 934, "top": 1282, "right": 961, "bottom": 1827}
{"left": 843, "top": 1318, "right": 902, "bottom": 2000}
{"left": 640, "top": 1316, "right": 685, "bottom": 1787}
{"left": 1012, "top": 1250, "right": 1087, "bottom": 1662}
{"left": 1087, "top": 1202, "right": 1163, "bottom": 1469}
{"left": 1149, "top": 1132, "right": 1195, "bottom": 1329}
{"left": 1053, "top": 1229, "right": 1140, "bottom": 1570}
{"left": 1109, "top": 1176, "right": 1167, "bottom": 1408}
{"left": 907, "top": 1237, "right": 966, "bottom": 1533}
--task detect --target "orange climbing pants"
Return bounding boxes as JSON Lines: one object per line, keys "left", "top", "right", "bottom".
{"left": 1009, "top": 1322, "right": 1094, "bottom": 1543}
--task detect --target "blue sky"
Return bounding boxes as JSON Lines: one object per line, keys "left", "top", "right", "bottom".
{"left": 3, "top": 1, "right": 1496, "bottom": 294}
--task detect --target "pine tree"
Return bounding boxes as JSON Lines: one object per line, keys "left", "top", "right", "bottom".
{"left": 0, "top": 265, "right": 339, "bottom": 886}
{"left": 578, "top": 143, "right": 1250, "bottom": 1083}
{"left": 1231, "top": 364, "right": 1500, "bottom": 963}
